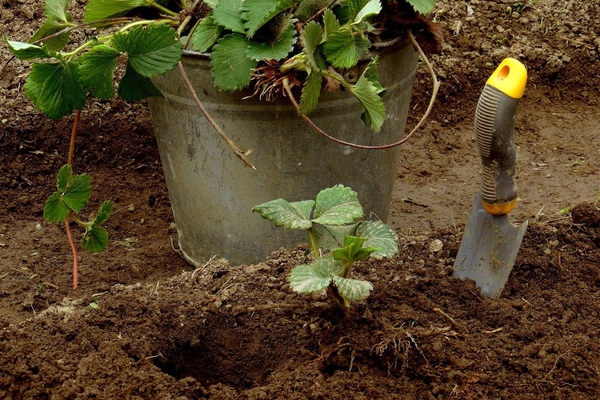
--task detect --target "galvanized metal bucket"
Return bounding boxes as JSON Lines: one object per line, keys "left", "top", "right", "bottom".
{"left": 147, "top": 41, "right": 418, "bottom": 266}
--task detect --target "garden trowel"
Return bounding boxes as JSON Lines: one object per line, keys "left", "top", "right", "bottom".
{"left": 453, "top": 58, "right": 528, "bottom": 298}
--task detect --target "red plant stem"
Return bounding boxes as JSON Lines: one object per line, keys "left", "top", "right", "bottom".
{"left": 67, "top": 109, "right": 81, "bottom": 290}
{"left": 282, "top": 30, "right": 440, "bottom": 150}
{"left": 65, "top": 220, "right": 78, "bottom": 290}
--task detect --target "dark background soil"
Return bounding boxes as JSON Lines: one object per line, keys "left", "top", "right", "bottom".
{"left": 1, "top": 0, "right": 600, "bottom": 398}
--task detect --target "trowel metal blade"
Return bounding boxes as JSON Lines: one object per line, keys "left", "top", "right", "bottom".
{"left": 453, "top": 191, "right": 528, "bottom": 298}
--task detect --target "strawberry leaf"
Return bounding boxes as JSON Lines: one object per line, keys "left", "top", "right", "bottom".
{"left": 28, "top": 0, "right": 73, "bottom": 51}
{"left": 44, "top": 192, "right": 70, "bottom": 222}
{"left": 298, "top": 71, "right": 322, "bottom": 115}
{"left": 242, "top": 0, "right": 295, "bottom": 38}
{"left": 56, "top": 164, "right": 72, "bottom": 190}
{"left": 407, "top": 0, "right": 436, "bottom": 14}
{"left": 78, "top": 45, "right": 120, "bottom": 99}
{"left": 345, "top": 0, "right": 370, "bottom": 21}
{"left": 312, "top": 185, "right": 364, "bottom": 226}
{"left": 210, "top": 33, "right": 257, "bottom": 91}
{"left": 24, "top": 61, "right": 86, "bottom": 120}
{"left": 322, "top": 27, "right": 369, "bottom": 69}
{"left": 28, "top": 20, "right": 72, "bottom": 51}
{"left": 253, "top": 199, "right": 315, "bottom": 230}
{"left": 354, "top": 221, "right": 399, "bottom": 259}
{"left": 349, "top": 64, "right": 386, "bottom": 131}
{"left": 62, "top": 173, "right": 92, "bottom": 213}
{"left": 117, "top": 62, "right": 164, "bottom": 102}
{"left": 246, "top": 23, "right": 296, "bottom": 61}
{"left": 4, "top": 39, "right": 53, "bottom": 60}
{"left": 112, "top": 23, "right": 182, "bottom": 78}
{"left": 332, "top": 275, "right": 373, "bottom": 302}
{"left": 212, "top": 0, "right": 246, "bottom": 34}
{"left": 43, "top": 165, "right": 92, "bottom": 222}
{"left": 189, "top": 15, "right": 224, "bottom": 53}
{"left": 288, "top": 256, "right": 345, "bottom": 293}
{"left": 301, "top": 20, "right": 323, "bottom": 71}
{"left": 93, "top": 200, "right": 114, "bottom": 226}
{"left": 82, "top": 226, "right": 109, "bottom": 253}
{"left": 294, "top": 0, "right": 331, "bottom": 22}
{"left": 353, "top": 0, "right": 381, "bottom": 24}
{"left": 84, "top": 0, "right": 146, "bottom": 23}
{"left": 322, "top": 9, "right": 340, "bottom": 40}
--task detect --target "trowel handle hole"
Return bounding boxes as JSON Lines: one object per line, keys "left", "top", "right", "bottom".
{"left": 497, "top": 65, "right": 510, "bottom": 80}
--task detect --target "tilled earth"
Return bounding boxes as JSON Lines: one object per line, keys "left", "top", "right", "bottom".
{"left": 1, "top": 0, "right": 600, "bottom": 398}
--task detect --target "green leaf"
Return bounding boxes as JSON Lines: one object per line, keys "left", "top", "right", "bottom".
{"left": 312, "top": 185, "right": 364, "bottom": 226}
{"left": 301, "top": 20, "right": 323, "bottom": 71}
{"left": 288, "top": 256, "right": 344, "bottom": 293}
{"left": 332, "top": 236, "right": 380, "bottom": 263}
{"left": 43, "top": 165, "right": 92, "bottom": 222}
{"left": 93, "top": 200, "right": 114, "bottom": 226}
{"left": 407, "top": 0, "right": 436, "bottom": 14}
{"left": 84, "top": 0, "right": 146, "bottom": 23}
{"left": 246, "top": 23, "right": 296, "bottom": 61}
{"left": 29, "top": 21, "right": 72, "bottom": 51}
{"left": 332, "top": 275, "right": 372, "bottom": 302}
{"left": 242, "top": 0, "right": 293, "bottom": 38}
{"left": 4, "top": 39, "right": 52, "bottom": 60}
{"left": 322, "top": 9, "right": 340, "bottom": 41}
{"left": 253, "top": 198, "right": 315, "bottom": 230}
{"left": 353, "top": 0, "right": 381, "bottom": 24}
{"left": 322, "top": 27, "right": 370, "bottom": 69}
{"left": 28, "top": 0, "right": 73, "bottom": 51}
{"left": 349, "top": 66, "right": 386, "bottom": 131}
{"left": 117, "top": 62, "right": 164, "bottom": 101}
{"left": 62, "top": 173, "right": 92, "bottom": 213}
{"left": 55, "top": 163, "right": 72, "bottom": 191}
{"left": 78, "top": 45, "right": 120, "bottom": 99}
{"left": 112, "top": 23, "right": 182, "bottom": 78}
{"left": 44, "top": 0, "right": 71, "bottom": 22}
{"left": 345, "top": 0, "right": 369, "bottom": 20}
{"left": 189, "top": 15, "right": 224, "bottom": 53}
{"left": 355, "top": 221, "right": 399, "bottom": 259}
{"left": 212, "top": 0, "right": 246, "bottom": 34}
{"left": 313, "top": 223, "right": 358, "bottom": 251}
{"left": 332, "top": 235, "right": 364, "bottom": 258}
{"left": 362, "top": 56, "right": 384, "bottom": 94}
{"left": 82, "top": 225, "right": 109, "bottom": 253}
{"left": 294, "top": 0, "right": 331, "bottom": 22}
{"left": 210, "top": 33, "right": 257, "bottom": 91}
{"left": 44, "top": 192, "right": 70, "bottom": 222}
{"left": 298, "top": 71, "right": 322, "bottom": 115}
{"left": 24, "top": 62, "right": 86, "bottom": 120}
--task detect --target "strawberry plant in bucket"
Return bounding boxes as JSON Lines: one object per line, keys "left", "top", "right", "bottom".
{"left": 4, "top": 0, "right": 438, "bottom": 283}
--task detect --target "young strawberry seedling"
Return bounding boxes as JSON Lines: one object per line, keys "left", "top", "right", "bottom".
{"left": 44, "top": 164, "right": 113, "bottom": 289}
{"left": 253, "top": 185, "right": 398, "bottom": 309}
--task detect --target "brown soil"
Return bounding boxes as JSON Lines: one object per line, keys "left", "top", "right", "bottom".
{"left": 1, "top": 0, "right": 600, "bottom": 398}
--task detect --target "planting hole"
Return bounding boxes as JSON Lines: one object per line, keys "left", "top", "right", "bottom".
{"left": 151, "top": 314, "right": 302, "bottom": 389}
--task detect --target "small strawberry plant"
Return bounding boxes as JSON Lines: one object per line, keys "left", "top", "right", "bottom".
{"left": 44, "top": 164, "right": 113, "bottom": 290}
{"left": 253, "top": 185, "right": 399, "bottom": 309}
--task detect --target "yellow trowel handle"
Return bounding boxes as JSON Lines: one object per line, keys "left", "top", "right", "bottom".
{"left": 475, "top": 58, "right": 527, "bottom": 216}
